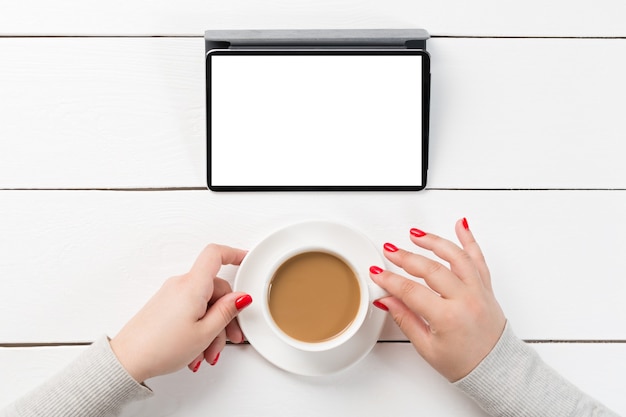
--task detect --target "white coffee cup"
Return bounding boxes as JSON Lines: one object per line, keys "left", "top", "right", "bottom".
{"left": 261, "top": 245, "right": 385, "bottom": 353}
{"left": 234, "top": 220, "right": 388, "bottom": 375}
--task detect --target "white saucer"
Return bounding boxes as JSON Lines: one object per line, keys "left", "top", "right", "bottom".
{"left": 234, "top": 221, "right": 387, "bottom": 376}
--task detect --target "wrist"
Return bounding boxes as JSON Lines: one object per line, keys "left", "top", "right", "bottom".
{"left": 453, "top": 322, "right": 582, "bottom": 416}
{"left": 109, "top": 336, "right": 150, "bottom": 383}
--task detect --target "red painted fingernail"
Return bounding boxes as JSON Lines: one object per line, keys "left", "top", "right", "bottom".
{"left": 462, "top": 217, "right": 470, "bottom": 231}
{"left": 373, "top": 300, "right": 389, "bottom": 311}
{"left": 192, "top": 360, "right": 202, "bottom": 373}
{"left": 383, "top": 242, "right": 398, "bottom": 252}
{"left": 369, "top": 265, "right": 383, "bottom": 274}
{"left": 235, "top": 294, "right": 253, "bottom": 310}
{"left": 410, "top": 228, "right": 426, "bottom": 237}
{"left": 210, "top": 352, "right": 220, "bottom": 366}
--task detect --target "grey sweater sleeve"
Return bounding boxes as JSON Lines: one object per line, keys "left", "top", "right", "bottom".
{"left": 1, "top": 336, "right": 152, "bottom": 417}
{"left": 454, "top": 323, "right": 620, "bottom": 417}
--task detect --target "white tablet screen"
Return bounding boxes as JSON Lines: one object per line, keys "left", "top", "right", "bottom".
{"left": 208, "top": 50, "right": 429, "bottom": 190}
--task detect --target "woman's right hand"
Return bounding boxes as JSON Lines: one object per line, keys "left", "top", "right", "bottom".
{"left": 110, "top": 244, "right": 252, "bottom": 383}
{"left": 369, "top": 218, "right": 506, "bottom": 382}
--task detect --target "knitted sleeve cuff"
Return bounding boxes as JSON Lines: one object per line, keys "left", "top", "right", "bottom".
{"left": 453, "top": 322, "right": 618, "bottom": 417}
{"left": 12, "top": 336, "right": 152, "bottom": 417}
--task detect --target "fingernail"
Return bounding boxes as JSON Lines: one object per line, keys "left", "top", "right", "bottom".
{"left": 235, "top": 294, "right": 253, "bottom": 310}
{"left": 192, "top": 360, "right": 202, "bottom": 373}
{"left": 210, "top": 352, "right": 220, "bottom": 366}
{"left": 410, "top": 228, "right": 426, "bottom": 237}
{"left": 383, "top": 242, "right": 398, "bottom": 252}
{"left": 369, "top": 265, "right": 383, "bottom": 274}
{"left": 373, "top": 300, "right": 389, "bottom": 311}
{"left": 462, "top": 217, "right": 470, "bottom": 231}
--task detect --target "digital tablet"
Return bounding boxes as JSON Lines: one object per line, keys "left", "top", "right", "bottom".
{"left": 207, "top": 49, "right": 430, "bottom": 191}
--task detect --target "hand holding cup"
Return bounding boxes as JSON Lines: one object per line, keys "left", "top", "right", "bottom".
{"left": 110, "top": 244, "right": 253, "bottom": 382}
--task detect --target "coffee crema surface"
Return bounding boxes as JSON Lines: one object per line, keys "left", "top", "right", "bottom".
{"left": 267, "top": 251, "right": 361, "bottom": 343}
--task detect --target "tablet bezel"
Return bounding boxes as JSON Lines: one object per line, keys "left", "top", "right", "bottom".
{"left": 206, "top": 48, "right": 430, "bottom": 191}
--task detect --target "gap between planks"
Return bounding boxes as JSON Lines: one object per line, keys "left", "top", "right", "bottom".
{"left": 2, "top": 340, "right": 626, "bottom": 348}
{"left": 1, "top": 35, "right": 626, "bottom": 39}
{"left": 2, "top": 188, "right": 626, "bottom": 192}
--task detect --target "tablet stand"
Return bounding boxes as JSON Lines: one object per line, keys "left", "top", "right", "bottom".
{"left": 205, "top": 29, "right": 429, "bottom": 53}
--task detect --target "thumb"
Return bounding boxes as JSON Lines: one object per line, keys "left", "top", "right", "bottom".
{"left": 198, "top": 292, "right": 253, "bottom": 339}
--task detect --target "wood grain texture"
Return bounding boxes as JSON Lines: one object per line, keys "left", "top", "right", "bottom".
{"left": 2, "top": 38, "right": 626, "bottom": 189}
{"left": 1, "top": 343, "right": 623, "bottom": 415}
{"left": 1, "top": 190, "right": 625, "bottom": 343}
{"left": 0, "top": 38, "right": 204, "bottom": 189}
{"left": 2, "top": 0, "right": 626, "bottom": 36}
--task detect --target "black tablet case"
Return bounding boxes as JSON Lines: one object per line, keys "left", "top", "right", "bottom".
{"left": 205, "top": 29, "right": 430, "bottom": 191}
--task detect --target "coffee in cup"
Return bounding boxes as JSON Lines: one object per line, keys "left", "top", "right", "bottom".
{"left": 267, "top": 251, "right": 360, "bottom": 343}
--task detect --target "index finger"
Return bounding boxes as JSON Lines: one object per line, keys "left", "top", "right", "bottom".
{"left": 188, "top": 244, "right": 247, "bottom": 297}
{"left": 190, "top": 244, "right": 247, "bottom": 279}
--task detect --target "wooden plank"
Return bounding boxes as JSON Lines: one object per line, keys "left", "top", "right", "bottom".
{"left": 0, "top": 343, "right": 623, "bottom": 415}
{"left": 0, "top": 190, "right": 625, "bottom": 343}
{"left": 428, "top": 37, "right": 626, "bottom": 189}
{"left": 0, "top": 38, "right": 205, "bottom": 189}
{"left": 2, "top": 38, "right": 626, "bottom": 189}
{"left": 2, "top": 0, "right": 626, "bottom": 37}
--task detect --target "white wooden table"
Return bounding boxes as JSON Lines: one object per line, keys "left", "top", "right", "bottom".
{"left": 1, "top": 1, "right": 625, "bottom": 415}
